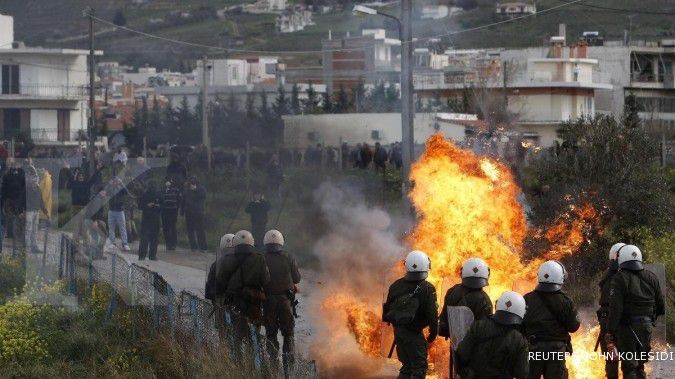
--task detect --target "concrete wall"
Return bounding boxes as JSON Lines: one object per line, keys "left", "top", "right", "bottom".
{"left": 0, "top": 14, "right": 13, "bottom": 49}
{"left": 510, "top": 92, "right": 594, "bottom": 123}
{"left": 282, "top": 113, "right": 466, "bottom": 148}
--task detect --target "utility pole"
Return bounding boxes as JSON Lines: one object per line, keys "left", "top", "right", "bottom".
{"left": 502, "top": 61, "right": 508, "bottom": 108}
{"left": 201, "top": 56, "right": 211, "bottom": 170}
{"left": 400, "top": 0, "right": 414, "bottom": 201}
{"left": 86, "top": 8, "right": 96, "bottom": 176}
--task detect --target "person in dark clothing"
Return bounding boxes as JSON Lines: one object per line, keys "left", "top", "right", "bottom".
{"left": 359, "top": 143, "right": 373, "bottom": 169}
{"left": 341, "top": 143, "right": 350, "bottom": 169}
{"left": 456, "top": 291, "right": 529, "bottom": 379}
{"left": 439, "top": 258, "right": 493, "bottom": 338}
{"left": 606, "top": 245, "right": 665, "bottom": 379}
{"left": 182, "top": 176, "right": 207, "bottom": 252}
{"left": 166, "top": 154, "right": 187, "bottom": 187}
{"left": 214, "top": 231, "right": 270, "bottom": 345}
{"left": 523, "top": 260, "right": 580, "bottom": 379}
{"left": 266, "top": 156, "right": 284, "bottom": 199}
{"left": 205, "top": 233, "right": 235, "bottom": 336}
{"left": 137, "top": 183, "right": 161, "bottom": 260}
{"left": 597, "top": 243, "right": 626, "bottom": 379}
{"left": 383, "top": 250, "right": 438, "bottom": 379}
{"left": 373, "top": 142, "right": 389, "bottom": 173}
{"left": 351, "top": 143, "right": 362, "bottom": 168}
{"left": 390, "top": 142, "right": 403, "bottom": 170}
{"left": 1, "top": 159, "right": 25, "bottom": 239}
{"left": 245, "top": 191, "right": 270, "bottom": 248}
{"left": 160, "top": 178, "right": 181, "bottom": 251}
{"left": 262, "top": 230, "right": 301, "bottom": 364}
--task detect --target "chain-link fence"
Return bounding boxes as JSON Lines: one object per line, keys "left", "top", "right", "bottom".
{"left": 33, "top": 231, "right": 317, "bottom": 378}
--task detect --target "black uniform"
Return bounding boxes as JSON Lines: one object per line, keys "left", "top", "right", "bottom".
{"left": 597, "top": 264, "right": 620, "bottom": 379}
{"left": 439, "top": 284, "right": 493, "bottom": 338}
{"left": 263, "top": 245, "right": 301, "bottom": 361}
{"left": 383, "top": 277, "right": 438, "bottom": 378}
{"left": 1, "top": 166, "right": 25, "bottom": 239}
{"left": 182, "top": 182, "right": 207, "bottom": 252}
{"left": 137, "top": 187, "right": 161, "bottom": 260}
{"left": 245, "top": 199, "right": 270, "bottom": 247}
{"left": 523, "top": 290, "right": 580, "bottom": 379}
{"left": 456, "top": 317, "right": 529, "bottom": 379}
{"left": 607, "top": 267, "right": 665, "bottom": 379}
{"left": 160, "top": 182, "right": 181, "bottom": 250}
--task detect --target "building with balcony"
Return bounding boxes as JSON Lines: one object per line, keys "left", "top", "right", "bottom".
{"left": 0, "top": 14, "right": 102, "bottom": 145}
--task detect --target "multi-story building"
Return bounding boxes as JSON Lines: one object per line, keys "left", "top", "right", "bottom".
{"left": 0, "top": 14, "right": 102, "bottom": 144}
{"left": 495, "top": 2, "right": 536, "bottom": 16}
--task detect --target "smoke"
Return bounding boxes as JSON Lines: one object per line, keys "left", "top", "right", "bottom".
{"left": 308, "top": 181, "right": 405, "bottom": 377}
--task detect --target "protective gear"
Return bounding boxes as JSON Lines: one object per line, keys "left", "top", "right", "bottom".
{"left": 404, "top": 250, "right": 431, "bottom": 281}
{"left": 438, "top": 284, "right": 492, "bottom": 338}
{"left": 609, "top": 242, "right": 626, "bottom": 261}
{"left": 220, "top": 233, "right": 235, "bottom": 249}
{"left": 460, "top": 257, "right": 490, "bottom": 289}
{"left": 617, "top": 244, "right": 643, "bottom": 271}
{"left": 493, "top": 291, "right": 526, "bottom": 326}
{"left": 233, "top": 230, "right": 255, "bottom": 247}
{"left": 263, "top": 229, "right": 285, "bottom": 246}
{"left": 536, "top": 260, "right": 567, "bottom": 292}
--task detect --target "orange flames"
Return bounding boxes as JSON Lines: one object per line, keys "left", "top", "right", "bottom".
{"left": 318, "top": 134, "right": 608, "bottom": 378}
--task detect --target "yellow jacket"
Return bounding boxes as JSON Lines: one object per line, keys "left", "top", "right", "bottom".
{"left": 39, "top": 171, "right": 53, "bottom": 220}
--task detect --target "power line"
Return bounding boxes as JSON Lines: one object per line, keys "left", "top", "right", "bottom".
{"left": 88, "top": 0, "right": 584, "bottom": 55}
{"left": 554, "top": 0, "right": 675, "bottom": 15}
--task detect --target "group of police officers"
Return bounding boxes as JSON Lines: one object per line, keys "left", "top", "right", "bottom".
{"left": 204, "top": 230, "right": 664, "bottom": 379}
{"left": 384, "top": 243, "right": 665, "bottom": 379}
{"left": 205, "top": 229, "right": 301, "bottom": 367}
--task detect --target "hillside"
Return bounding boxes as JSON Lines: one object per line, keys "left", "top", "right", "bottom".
{"left": 1, "top": 0, "right": 673, "bottom": 69}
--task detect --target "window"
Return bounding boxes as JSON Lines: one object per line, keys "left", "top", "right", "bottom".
{"left": 1, "top": 65, "right": 20, "bottom": 94}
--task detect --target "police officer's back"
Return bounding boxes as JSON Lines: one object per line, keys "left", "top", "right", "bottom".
{"left": 456, "top": 291, "right": 529, "bottom": 379}
{"left": 606, "top": 245, "right": 665, "bottom": 379}
{"left": 262, "top": 230, "right": 301, "bottom": 362}
{"left": 597, "top": 243, "right": 626, "bottom": 379}
{"left": 383, "top": 250, "right": 438, "bottom": 379}
{"left": 440, "top": 258, "right": 493, "bottom": 338}
{"left": 216, "top": 230, "right": 270, "bottom": 326}
{"left": 523, "top": 260, "right": 580, "bottom": 379}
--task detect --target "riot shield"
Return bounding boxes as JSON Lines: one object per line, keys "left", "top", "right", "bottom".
{"left": 446, "top": 306, "right": 474, "bottom": 379}
{"left": 645, "top": 263, "right": 667, "bottom": 346}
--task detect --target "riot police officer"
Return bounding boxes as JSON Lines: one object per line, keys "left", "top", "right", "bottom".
{"left": 597, "top": 242, "right": 626, "bottom": 379}
{"left": 606, "top": 245, "right": 665, "bottom": 379}
{"left": 456, "top": 291, "right": 529, "bottom": 379}
{"left": 439, "top": 257, "right": 493, "bottom": 339}
{"left": 523, "top": 260, "right": 580, "bottom": 379}
{"left": 383, "top": 250, "right": 438, "bottom": 379}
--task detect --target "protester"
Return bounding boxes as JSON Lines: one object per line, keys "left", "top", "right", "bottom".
{"left": 160, "top": 178, "right": 181, "bottom": 251}
{"left": 266, "top": 155, "right": 284, "bottom": 199}
{"left": 166, "top": 153, "right": 187, "bottom": 187}
{"left": 106, "top": 177, "right": 132, "bottom": 251}
{"left": 245, "top": 191, "right": 270, "bottom": 248}
{"left": 137, "top": 182, "right": 161, "bottom": 260}
{"left": 373, "top": 142, "right": 388, "bottom": 173}
{"left": 389, "top": 142, "right": 402, "bottom": 169}
{"left": 38, "top": 166, "right": 52, "bottom": 227}
{"left": 182, "top": 176, "right": 207, "bottom": 253}
{"left": 359, "top": 143, "right": 373, "bottom": 169}
{"left": 0, "top": 158, "right": 25, "bottom": 239}
{"left": 24, "top": 166, "right": 47, "bottom": 253}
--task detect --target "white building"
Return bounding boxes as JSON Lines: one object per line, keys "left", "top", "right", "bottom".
{"left": 120, "top": 66, "right": 158, "bottom": 86}
{"left": 266, "top": 0, "right": 287, "bottom": 12}
{"left": 496, "top": 2, "right": 536, "bottom": 16}
{"left": 0, "top": 14, "right": 102, "bottom": 144}
{"left": 276, "top": 10, "right": 314, "bottom": 33}
{"left": 420, "top": 5, "right": 449, "bottom": 20}
{"left": 0, "top": 14, "right": 13, "bottom": 49}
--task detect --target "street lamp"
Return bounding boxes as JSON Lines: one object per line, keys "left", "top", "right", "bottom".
{"left": 353, "top": 3, "right": 414, "bottom": 205}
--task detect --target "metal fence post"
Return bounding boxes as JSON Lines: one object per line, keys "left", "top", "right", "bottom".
{"left": 41, "top": 226, "right": 49, "bottom": 270}
{"left": 249, "top": 324, "right": 262, "bottom": 374}
{"left": 167, "top": 287, "right": 176, "bottom": 336}
{"left": 58, "top": 234, "right": 65, "bottom": 279}
{"left": 190, "top": 297, "right": 202, "bottom": 343}
{"left": 87, "top": 239, "right": 94, "bottom": 289}
{"left": 11, "top": 217, "right": 16, "bottom": 257}
{"left": 224, "top": 310, "right": 235, "bottom": 359}
{"left": 151, "top": 273, "right": 159, "bottom": 328}
{"left": 68, "top": 239, "right": 76, "bottom": 295}
{"left": 105, "top": 255, "right": 117, "bottom": 322}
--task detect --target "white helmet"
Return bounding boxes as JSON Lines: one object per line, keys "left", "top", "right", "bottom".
{"left": 404, "top": 250, "right": 431, "bottom": 281}
{"left": 617, "top": 245, "right": 643, "bottom": 271}
{"left": 609, "top": 243, "right": 626, "bottom": 261}
{"left": 461, "top": 257, "right": 490, "bottom": 289}
{"left": 263, "top": 229, "right": 285, "bottom": 246}
{"left": 536, "top": 260, "right": 567, "bottom": 292}
{"left": 233, "top": 230, "right": 255, "bottom": 247}
{"left": 494, "top": 291, "right": 527, "bottom": 325}
{"left": 220, "top": 233, "right": 235, "bottom": 249}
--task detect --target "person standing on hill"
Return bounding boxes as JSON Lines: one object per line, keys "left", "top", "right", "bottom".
{"left": 160, "top": 178, "right": 181, "bottom": 251}
{"left": 137, "top": 183, "right": 161, "bottom": 261}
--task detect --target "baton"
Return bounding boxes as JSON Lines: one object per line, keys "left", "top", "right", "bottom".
{"left": 388, "top": 340, "right": 396, "bottom": 358}
{"left": 594, "top": 332, "right": 602, "bottom": 352}
{"left": 628, "top": 325, "right": 644, "bottom": 350}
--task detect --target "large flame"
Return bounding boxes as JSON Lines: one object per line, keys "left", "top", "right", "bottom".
{"left": 318, "top": 134, "right": 608, "bottom": 378}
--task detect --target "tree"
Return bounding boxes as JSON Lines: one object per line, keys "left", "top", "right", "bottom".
{"left": 113, "top": 9, "right": 127, "bottom": 26}
{"left": 367, "top": 82, "right": 387, "bottom": 112}
{"left": 290, "top": 84, "right": 301, "bottom": 114}
{"left": 457, "top": 0, "right": 478, "bottom": 10}
{"left": 384, "top": 84, "right": 400, "bottom": 112}
{"left": 321, "top": 92, "right": 333, "bottom": 113}
{"left": 273, "top": 85, "right": 289, "bottom": 118}
{"left": 334, "top": 85, "right": 351, "bottom": 113}
{"left": 352, "top": 80, "right": 366, "bottom": 112}
{"left": 622, "top": 93, "right": 643, "bottom": 129}
{"left": 176, "top": 96, "right": 196, "bottom": 144}
{"left": 304, "top": 83, "right": 320, "bottom": 113}
{"left": 245, "top": 92, "right": 256, "bottom": 119}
